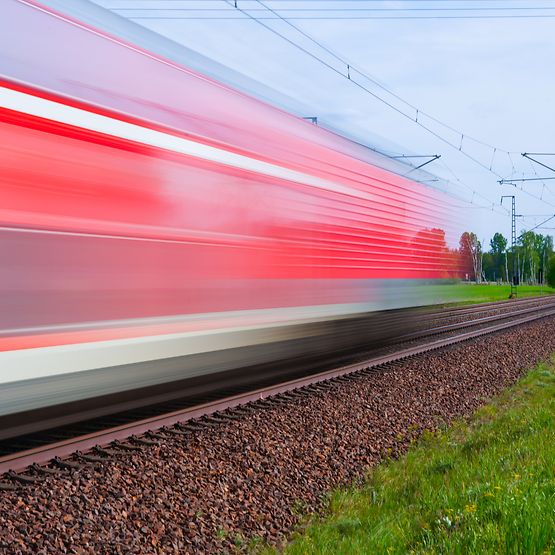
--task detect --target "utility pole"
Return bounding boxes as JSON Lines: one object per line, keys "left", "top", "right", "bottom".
{"left": 501, "top": 195, "right": 519, "bottom": 298}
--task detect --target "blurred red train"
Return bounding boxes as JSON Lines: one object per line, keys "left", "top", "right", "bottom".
{"left": 0, "top": 0, "right": 460, "bottom": 437}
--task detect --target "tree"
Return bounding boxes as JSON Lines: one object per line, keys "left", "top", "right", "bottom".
{"left": 459, "top": 232, "right": 482, "bottom": 282}
{"left": 482, "top": 252, "right": 495, "bottom": 281}
{"left": 519, "top": 231, "right": 539, "bottom": 284}
{"left": 457, "top": 229, "right": 554, "bottom": 285}
{"left": 544, "top": 235, "right": 554, "bottom": 258}
{"left": 513, "top": 231, "right": 554, "bottom": 284}
{"left": 539, "top": 235, "right": 553, "bottom": 284}
{"left": 489, "top": 232, "right": 507, "bottom": 282}
{"left": 490, "top": 232, "right": 507, "bottom": 256}
{"left": 547, "top": 255, "right": 555, "bottom": 288}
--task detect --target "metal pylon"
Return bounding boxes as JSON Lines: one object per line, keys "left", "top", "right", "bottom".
{"left": 501, "top": 195, "right": 517, "bottom": 297}
{"left": 510, "top": 196, "right": 517, "bottom": 297}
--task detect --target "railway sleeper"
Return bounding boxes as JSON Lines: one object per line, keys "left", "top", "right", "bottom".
{"left": 229, "top": 406, "right": 256, "bottom": 416}
{"left": 360, "top": 367, "right": 382, "bottom": 377}
{"left": 303, "top": 385, "right": 324, "bottom": 394}
{"left": 145, "top": 431, "right": 168, "bottom": 440}
{"left": 76, "top": 450, "right": 110, "bottom": 463}
{"left": 262, "top": 397, "right": 291, "bottom": 406}
{"left": 207, "top": 414, "right": 238, "bottom": 423}
{"left": 53, "top": 457, "right": 83, "bottom": 470}
{"left": 202, "top": 415, "right": 229, "bottom": 425}
{"left": 130, "top": 435, "right": 158, "bottom": 446}
{"left": 7, "top": 470, "right": 41, "bottom": 484}
{"left": 31, "top": 463, "right": 60, "bottom": 475}
{"left": 286, "top": 389, "right": 308, "bottom": 397}
{"left": 169, "top": 424, "right": 194, "bottom": 435}
{"left": 111, "top": 440, "right": 142, "bottom": 452}
{"left": 333, "top": 375, "right": 353, "bottom": 383}
{"left": 216, "top": 410, "right": 246, "bottom": 420}
{"left": 186, "top": 420, "right": 216, "bottom": 431}
{"left": 162, "top": 427, "right": 190, "bottom": 437}
{"left": 279, "top": 392, "right": 304, "bottom": 401}
{"left": 92, "top": 446, "right": 120, "bottom": 457}
{"left": 253, "top": 399, "right": 278, "bottom": 408}
{"left": 309, "top": 384, "right": 330, "bottom": 392}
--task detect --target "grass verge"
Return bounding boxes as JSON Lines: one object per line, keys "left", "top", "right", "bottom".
{"left": 279, "top": 361, "right": 555, "bottom": 554}
{"left": 431, "top": 284, "right": 555, "bottom": 305}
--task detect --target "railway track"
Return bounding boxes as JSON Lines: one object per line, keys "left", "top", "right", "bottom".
{"left": 2, "top": 295, "right": 555, "bottom": 486}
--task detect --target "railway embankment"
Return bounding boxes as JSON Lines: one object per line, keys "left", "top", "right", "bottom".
{"left": 1, "top": 317, "right": 555, "bottom": 553}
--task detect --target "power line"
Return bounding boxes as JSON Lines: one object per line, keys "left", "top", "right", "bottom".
{"left": 499, "top": 177, "right": 555, "bottom": 210}
{"left": 499, "top": 177, "right": 555, "bottom": 183}
{"left": 112, "top": 0, "right": 525, "bottom": 212}
{"left": 120, "top": 2, "right": 504, "bottom": 153}
{"left": 104, "top": 1, "right": 555, "bottom": 2}
{"left": 528, "top": 214, "right": 555, "bottom": 232}
{"left": 105, "top": 1, "right": 555, "bottom": 3}
{"left": 259, "top": 0, "right": 514, "bottom": 152}
{"left": 248, "top": 1, "right": 509, "bottom": 164}
{"left": 498, "top": 153, "right": 555, "bottom": 208}
{"left": 111, "top": 7, "right": 555, "bottom": 12}
{"left": 219, "top": 0, "right": 518, "bottom": 212}
{"left": 114, "top": 1, "right": 536, "bottom": 190}
{"left": 439, "top": 160, "right": 508, "bottom": 215}
{"left": 245, "top": 0, "right": 555, "bottom": 214}
{"left": 126, "top": 14, "right": 555, "bottom": 19}
{"left": 523, "top": 157, "right": 555, "bottom": 203}
{"left": 108, "top": 0, "right": 550, "bottom": 214}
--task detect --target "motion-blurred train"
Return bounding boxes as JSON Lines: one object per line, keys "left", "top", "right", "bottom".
{"left": 0, "top": 0, "right": 461, "bottom": 438}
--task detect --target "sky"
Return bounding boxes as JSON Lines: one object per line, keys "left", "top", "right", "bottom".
{"left": 89, "top": 0, "right": 555, "bottom": 247}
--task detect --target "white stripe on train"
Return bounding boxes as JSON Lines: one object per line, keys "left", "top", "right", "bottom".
{"left": 0, "top": 85, "right": 379, "bottom": 202}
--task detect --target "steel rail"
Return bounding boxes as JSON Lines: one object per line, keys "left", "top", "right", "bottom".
{"left": 402, "top": 297, "right": 555, "bottom": 340}
{"left": 418, "top": 294, "right": 555, "bottom": 320}
{"left": 2, "top": 301, "right": 555, "bottom": 476}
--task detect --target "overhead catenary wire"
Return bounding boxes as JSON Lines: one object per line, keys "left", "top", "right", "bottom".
{"left": 108, "top": 0, "right": 552, "bottom": 216}
{"left": 241, "top": 0, "right": 555, "bottom": 214}
{"left": 525, "top": 157, "right": 555, "bottom": 203}
{"left": 527, "top": 214, "right": 555, "bottom": 232}
{"left": 124, "top": 15, "right": 555, "bottom": 19}
{"left": 500, "top": 183, "right": 555, "bottom": 212}
{"left": 252, "top": 0, "right": 518, "bottom": 154}
{"left": 497, "top": 151, "right": 554, "bottom": 210}
{"left": 110, "top": 6, "right": 555, "bottom": 12}
{"left": 115, "top": 1, "right": 555, "bottom": 20}
{"left": 221, "top": 0, "right": 516, "bottom": 211}
{"left": 438, "top": 160, "right": 508, "bottom": 215}
{"left": 497, "top": 160, "right": 555, "bottom": 209}
{"left": 108, "top": 0, "right": 526, "bottom": 213}
{"left": 107, "top": 3, "right": 541, "bottom": 166}
{"left": 104, "top": 1, "right": 555, "bottom": 2}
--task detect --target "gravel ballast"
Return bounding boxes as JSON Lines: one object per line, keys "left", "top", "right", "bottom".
{"left": 2, "top": 317, "right": 555, "bottom": 554}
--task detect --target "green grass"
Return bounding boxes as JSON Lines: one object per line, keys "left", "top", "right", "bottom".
{"left": 428, "top": 283, "right": 555, "bottom": 306}
{"left": 277, "top": 361, "right": 555, "bottom": 555}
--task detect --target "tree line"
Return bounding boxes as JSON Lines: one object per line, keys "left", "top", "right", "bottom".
{"left": 459, "top": 230, "right": 555, "bottom": 286}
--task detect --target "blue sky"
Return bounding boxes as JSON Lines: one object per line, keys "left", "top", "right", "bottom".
{"left": 90, "top": 1, "right": 555, "bottom": 246}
